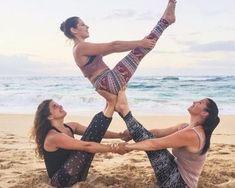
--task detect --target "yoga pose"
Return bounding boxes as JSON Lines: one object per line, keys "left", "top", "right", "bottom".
{"left": 31, "top": 91, "right": 125, "bottom": 187}
{"left": 60, "top": 0, "right": 176, "bottom": 94}
{"left": 115, "top": 89, "right": 220, "bottom": 188}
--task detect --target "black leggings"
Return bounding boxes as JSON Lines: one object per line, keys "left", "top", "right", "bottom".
{"left": 122, "top": 112, "right": 188, "bottom": 188}
{"left": 50, "top": 112, "right": 112, "bottom": 187}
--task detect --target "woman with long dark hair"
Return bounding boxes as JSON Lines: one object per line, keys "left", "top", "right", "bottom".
{"left": 31, "top": 91, "right": 125, "bottom": 187}
{"left": 115, "top": 89, "right": 220, "bottom": 188}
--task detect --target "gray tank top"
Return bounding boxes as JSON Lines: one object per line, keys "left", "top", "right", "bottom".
{"left": 172, "top": 127, "right": 206, "bottom": 188}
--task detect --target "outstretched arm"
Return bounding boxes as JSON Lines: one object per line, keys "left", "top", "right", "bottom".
{"left": 67, "top": 122, "right": 123, "bottom": 139}
{"left": 45, "top": 131, "right": 126, "bottom": 154}
{"left": 75, "top": 37, "right": 156, "bottom": 57}
{"left": 149, "top": 123, "right": 189, "bottom": 138}
{"left": 125, "top": 128, "right": 198, "bottom": 152}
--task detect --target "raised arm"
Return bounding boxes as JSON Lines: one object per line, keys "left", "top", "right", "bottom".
{"left": 75, "top": 37, "right": 156, "bottom": 57}
{"left": 149, "top": 123, "right": 189, "bottom": 138}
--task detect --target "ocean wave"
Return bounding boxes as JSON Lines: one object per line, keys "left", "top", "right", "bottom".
{"left": 162, "top": 76, "right": 179, "bottom": 81}
{"left": 0, "top": 75, "right": 234, "bottom": 114}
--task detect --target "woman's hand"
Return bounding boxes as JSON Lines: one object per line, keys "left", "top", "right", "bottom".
{"left": 96, "top": 89, "right": 117, "bottom": 105}
{"left": 111, "top": 142, "right": 130, "bottom": 155}
{"left": 120, "top": 129, "right": 132, "bottom": 142}
{"left": 139, "top": 37, "right": 156, "bottom": 49}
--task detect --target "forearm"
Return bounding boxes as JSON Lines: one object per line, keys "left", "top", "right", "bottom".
{"left": 85, "top": 142, "right": 112, "bottom": 153}
{"left": 111, "top": 40, "right": 142, "bottom": 53}
{"left": 125, "top": 139, "right": 162, "bottom": 151}
{"left": 150, "top": 127, "right": 180, "bottom": 138}
{"left": 103, "top": 131, "right": 121, "bottom": 139}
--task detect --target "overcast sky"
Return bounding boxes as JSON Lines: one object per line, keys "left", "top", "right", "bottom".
{"left": 0, "top": 0, "right": 234, "bottom": 76}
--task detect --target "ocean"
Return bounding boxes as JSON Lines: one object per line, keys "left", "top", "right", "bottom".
{"left": 0, "top": 75, "right": 234, "bottom": 115}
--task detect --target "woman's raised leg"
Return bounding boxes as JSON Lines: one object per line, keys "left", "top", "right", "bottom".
{"left": 50, "top": 94, "right": 116, "bottom": 188}
{"left": 116, "top": 89, "right": 187, "bottom": 187}
{"left": 94, "top": 0, "right": 176, "bottom": 94}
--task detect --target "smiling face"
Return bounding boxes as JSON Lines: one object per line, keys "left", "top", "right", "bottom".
{"left": 48, "top": 100, "right": 67, "bottom": 120}
{"left": 188, "top": 98, "right": 209, "bottom": 117}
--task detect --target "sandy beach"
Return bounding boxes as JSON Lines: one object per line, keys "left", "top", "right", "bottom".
{"left": 0, "top": 113, "right": 235, "bottom": 188}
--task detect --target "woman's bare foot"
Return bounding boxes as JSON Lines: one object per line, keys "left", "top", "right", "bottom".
{"left": 162, "top": 0, "right": 176, "bottom": 24}
{"left": 115, "top": 89, "right": 130, "bottom": 117}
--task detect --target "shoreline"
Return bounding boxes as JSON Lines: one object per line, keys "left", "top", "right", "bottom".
{"left": 1, "top": 113, "right": 234, "bottom": 144}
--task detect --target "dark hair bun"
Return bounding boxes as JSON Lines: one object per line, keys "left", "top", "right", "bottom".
{"left": 60, "top": 22, "right": 65, "bottom": 32}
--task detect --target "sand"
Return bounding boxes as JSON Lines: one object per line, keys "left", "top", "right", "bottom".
{"left": 0, "top": 113, "right": 234, "bottom": 188}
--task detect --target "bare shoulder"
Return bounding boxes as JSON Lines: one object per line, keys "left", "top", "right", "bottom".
{"left": 181, "top": 126, "right": 205, "bottom": 153}
{"left": 66, "top": 122, "right": 79, "bottom": 130}
{"left": 177, "top": 123, "right": 189, "bottom": 130}
{"left": 74, "top": 41, "right": 93, "bottom": 54}
{"left": 193, "top": 125, "right": 206, "bottom": 138}
{"left": 44, "top": 129, "right": 59, "bottom": 151}
{"left": 73, "top": 42, "right": 89, "bottom": 66}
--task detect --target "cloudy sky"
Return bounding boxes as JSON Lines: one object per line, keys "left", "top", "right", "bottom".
{"left": 0, "top": 0, "right": 234, "bottom": 76}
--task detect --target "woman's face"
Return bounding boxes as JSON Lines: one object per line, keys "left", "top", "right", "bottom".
{"left": 188, "top": 98, "right": 209, "bottom": 116}
{"left": 75, "top": 19, "right": 89, "bottom": 39}
{"left": 48, "top": 101, "right": 67, "bottom": 120}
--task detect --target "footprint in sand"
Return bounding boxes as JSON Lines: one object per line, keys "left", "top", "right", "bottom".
{"left": 218, "top": 152, "right": 230, "bottom": 155}
{"left": 216, "top": 180, "right": 235, "bottom": 188}
{"left": 129, "top": 158, "right": 144, "bottom": 163}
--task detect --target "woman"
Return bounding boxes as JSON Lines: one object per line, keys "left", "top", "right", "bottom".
{"left": 115, "top": 89, "right": 220, "bottom": 188}
{"left": 60, "top": 0, "right": 176, "bottom": 94}
{"left": 31, "top": 90, "right": 126, "bottom": 187}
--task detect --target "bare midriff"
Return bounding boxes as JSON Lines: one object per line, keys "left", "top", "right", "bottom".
{"left": 79, "top": 55, "right": 109, "bottom": 84}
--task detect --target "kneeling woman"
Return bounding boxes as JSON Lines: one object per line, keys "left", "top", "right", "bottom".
{"left": 31, "top": 91, "right": 124, "bottom": 187}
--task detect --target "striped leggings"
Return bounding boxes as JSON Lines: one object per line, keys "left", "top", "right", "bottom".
{"left": 122, "top": 112, "right": 188, "bottom": 188}
{"left": 50, "top": 112, "right": 112, "bottom": 187}
{"left": 93, "top": 19, "right": 169, "bottom": 95}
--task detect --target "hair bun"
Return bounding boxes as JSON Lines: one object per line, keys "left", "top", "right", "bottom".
{"left": 60, "top": 22, "right": 65, "bottom": 32}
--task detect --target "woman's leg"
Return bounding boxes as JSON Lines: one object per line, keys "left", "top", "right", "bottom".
{"left": 122, "top": 112, "right": 187, "bottom": 188}
{"left": 94, "top": 0, "right": 176, "bottom": 94}
{"left": 50, "top": 112, "right": 112, "bottom": 187}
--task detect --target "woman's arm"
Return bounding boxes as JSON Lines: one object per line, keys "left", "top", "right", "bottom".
{"left": 67, "top": 122, "right": 122, "bottom": 139}
{"left": 121, "top": 123, "right": 188, "bottom": 142}
{"left": 103, "top": 130, "right": 122, "bottom": 139}
{"left": 149, "top": 123, "right": 189, "bottom": 138}
{"left": 125, "top": 128, "right": 199, "bottom": 152}
{"left": 45, "top": 131, "right": 126, "bottom": 154}
{"left": 76, "top": 37, "right": 156, "bottom": 57}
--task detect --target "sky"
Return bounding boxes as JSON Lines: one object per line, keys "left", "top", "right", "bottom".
{"left": 0, "top": 0, "right": 234, "bottom": 76}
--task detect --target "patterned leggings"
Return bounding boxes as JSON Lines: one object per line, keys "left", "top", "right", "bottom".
{"left": 50, "top": 112, "right": 112, "bottom": 187}
{"left": 122, "top": 112, "right": 188, "bottom": 188}
{"left": 93, "top": 19, "right": 169, "bottom": 95}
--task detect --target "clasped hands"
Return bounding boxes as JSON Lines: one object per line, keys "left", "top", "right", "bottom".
{"left": 110, "top": 129, "right": 133, "bottom": 155}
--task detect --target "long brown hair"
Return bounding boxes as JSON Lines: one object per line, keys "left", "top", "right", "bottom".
{"left": 31, "top": 99, "right": 52, "bottom": 158}
{"left": 201, "top": 98, "right": 220, "bottom": 155}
